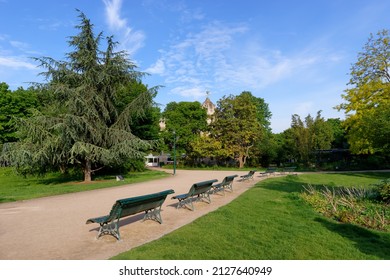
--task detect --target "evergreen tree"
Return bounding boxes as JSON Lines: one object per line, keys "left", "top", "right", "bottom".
{"left": 10, "top": 11, "right": 156, "bottom": 181}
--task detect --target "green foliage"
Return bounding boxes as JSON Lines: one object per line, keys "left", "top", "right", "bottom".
{"left": 188, "top": 135, "right": 225, "bottom": 159}
{"left": 337, "top": 29, "right": 390, "bottom": 154}
{"left": 211, "top": 91, "right": 271, "bottom": 168}
{"left": 115, "top": 80, "right": 161, "bottom": 141}
{"left": 326, "top": 118, "right": 348, "bottom": 149}
{"left": 161, "top": 101, "right": 208, "bottom": 155}
{"left": 373, "top": 179, "right": 390, "bottom": 203}
{"left": 7, "top": 11, "right": 156, "bottom": 182}
{"left": 0, "top": 84, "right": 41, "bottom": 143}
{"left": 301, "top": 183, "right": 389, "bottom": 232}
{"left": 289, "top": 111, "right": 334, "bottom": 165}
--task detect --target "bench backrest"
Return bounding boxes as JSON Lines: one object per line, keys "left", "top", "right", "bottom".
{"left": 266, "top": 168, "right": 277, "bottom": 172}
{"left": 188, "top": 179, "right": 218, "bottom": 196}
{"left": 106, "top": 189, "right": 174, "bottom": 222}
{"left": 284, "top": 167, "right": 296, "bottom": 171}
{"left": 222, "top": 175, "right": 238, "bottom": 184}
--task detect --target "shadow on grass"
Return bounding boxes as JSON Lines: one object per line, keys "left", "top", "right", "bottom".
{"left": 315, "top": 217, "right": 390, "bottom": 259}
{"left": 36, "top": 176, "right": 82, "bottom": 185}
{"left": 338, "top": 172, "right": 390, "bottom": 180}
{"left": 255, "top": 175, "right": 307, "bottom": 193}
{"left": 0, "top": 197, "right": 15, "bottom": 203}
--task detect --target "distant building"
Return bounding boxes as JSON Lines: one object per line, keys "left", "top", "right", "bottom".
{"left": 159, "top": 118, "right": 166, "bottom": 131}
{"left": 145, "top": 153, "right": 170, "bottom": 167}
{"left": 202, "top": 97, "right": 216, "bottom": 124}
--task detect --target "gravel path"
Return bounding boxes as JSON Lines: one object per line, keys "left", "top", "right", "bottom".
{"left": 0, "top": 169, "right": 268, "bottom": 260}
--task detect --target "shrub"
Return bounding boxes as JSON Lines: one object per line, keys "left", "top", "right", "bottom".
{"left": 301, "top": 184, "right": 389, "bottom": 232}
{"left": 374, "top": 179, "right": 390, "bottom": 203}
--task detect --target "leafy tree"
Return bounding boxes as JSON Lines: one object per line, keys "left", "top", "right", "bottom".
{"left": 337, "top": 29, "right": 390, "bottom": 154}
{"left": 252, "top": 131, "right": 279, "bottom": 167}
{"left": 188, "top": 135, "right": 226, "bottom": 165}
{"left": 211, "top": 91, "right": 270, "bottom": 168}
{"left": 161, "top": 101, "right": 208, "bottom": 156}
{"left": 290, "top": 114, "right": 311, "bottom": 164}
{"left": 290, "top": 111, "right": 334, "bottom": 165}
{"left": 0, "top": 84, "right": 40, "bottom": 143}
{"left": 9, "top": 12, "right": 155, "bottom": 181}
{"left": 115, "top": 80, "right": 161, "bottom": 141}
{"left": 326, "top": 118, "right": 348, "bottom": 149}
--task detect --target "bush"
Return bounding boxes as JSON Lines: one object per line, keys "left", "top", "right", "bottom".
{"left": 374, "top": 179, "right": 390, "bottom": 203}
{"left": 301, "top": 184, "right": 389, "bottom": 232}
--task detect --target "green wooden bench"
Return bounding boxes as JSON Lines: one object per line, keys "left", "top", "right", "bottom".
{"left": 282, "top": 166, "right": 297, "bottom": 175}
{"left": 260, "top": 167, "right": 277, "bottom": 177}
{"left": 171, "top": 179, "right": 217, "bottom": 211}
{"left": 86, "top": 189, "right": 174, "bottom": 240}
{"left": 211, "top": 175, "right": 238, "bottom": 195}
{"left": 240, "top": 170, "right": 256, "bottom": 181}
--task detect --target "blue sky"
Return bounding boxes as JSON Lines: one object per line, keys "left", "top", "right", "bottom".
{"left": 1, "top": 0, "right": 389, "bottom": 132}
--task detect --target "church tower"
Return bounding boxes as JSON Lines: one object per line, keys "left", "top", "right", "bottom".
{"left": 202, "top": 91, "right": 215, "bottom": 125}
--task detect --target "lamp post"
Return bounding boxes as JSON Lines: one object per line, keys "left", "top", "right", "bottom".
{"left": 173, "top": 130, "right": 176, "bottom": 175}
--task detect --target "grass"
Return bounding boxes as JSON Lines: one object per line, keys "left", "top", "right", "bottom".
{"left": 0, "top": 167, "right": 169, "bottom": 203}
{"left": 112, "top": 172, "right": 390, "bottom": 260}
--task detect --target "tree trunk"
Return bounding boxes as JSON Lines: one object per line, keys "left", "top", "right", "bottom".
{"left": 238, "top": 155, "right": 245, "bottom": 168}
{"left": 83, "top": 159, "right": 92, "bottom": 182}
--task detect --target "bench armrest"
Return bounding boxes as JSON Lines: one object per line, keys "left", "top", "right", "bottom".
{"left": 86, "top": 214, "right": 110, "bottom": 225}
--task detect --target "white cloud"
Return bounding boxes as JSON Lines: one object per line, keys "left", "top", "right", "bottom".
{"left": 170, "top": 86, "right": 205, "bottom": 100}
{"left": 10, "top": 40, "right": 30, "bottom": 51}
{"left": 145, "top": 58, "right": 165, "bottom": 74}
{"left": 0, "top": 56, "right": 36, "bottom": 70}
{"left": 148, "top": 20, "right": 333, "bottom": 101}
{"left": 103, "top": 0, "right": 126, "bottom": 30}
{"left": 103, "top": 0, "right": 145, "bottom": 55}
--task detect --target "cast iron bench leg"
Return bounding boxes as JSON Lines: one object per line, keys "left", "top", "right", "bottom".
{"left": 97, "top": 219, "right": 120, "bottom": 241}
{"left": 144, "top": 206, "right": 163, "bottom": 224}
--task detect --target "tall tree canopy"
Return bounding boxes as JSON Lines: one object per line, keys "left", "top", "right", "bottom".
{"left": 9, "top": 11, "right": 156, "bottom": 181}
{"left": 289, "top": 111, "right": 334, "bottom": 165}
{"left": 211, "top": 91, "right": 270, "bottom": 168}
{"left": 161, "top": 101, "right": 208, "bottom": 156}
{"left": 0, "top": 83, "right": 40, "bottom": 144}
{"left": 337, "top": 29, "right": 390, "bottom": 154}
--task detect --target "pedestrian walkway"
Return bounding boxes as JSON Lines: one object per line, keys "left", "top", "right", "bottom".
{"left": 0, "top": 169, "right": 267, "bottom": 259}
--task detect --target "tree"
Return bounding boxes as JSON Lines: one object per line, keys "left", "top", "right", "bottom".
{"left": 161, "top": 101, "right": 208, "bottom": 157}
{"left": 115, "top": 80, "right": 161, "bottom": 141}
{"left": 326, "top": 118, "right": 348, "bottom": 149}
{"left": 337, "top": 29, "right": 390, "bottom": 154}
{"left": 188, "top": 135, "right": 226, "bottom": 165}
{"left": 9, "top": 11, "right": 155, "bottom": 182}
{"left": 211, "top": 91, "right": 270, "bottom": 168}
{"left": 290, "top": 111, "right": 334, "bottom": 165}
{"left": 0, "top": 84, "right": 40, "bottom": 144}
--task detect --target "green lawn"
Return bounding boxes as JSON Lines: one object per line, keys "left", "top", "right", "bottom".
{"left": 0, "top": 167, "right": 169, "bottom": 203}
{"left": 112, "top": 172, "right": 390, "bottom": 260}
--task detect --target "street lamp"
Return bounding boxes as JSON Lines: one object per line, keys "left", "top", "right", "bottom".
{"left": 173, "top": 130, "right": 177, "bottom": 175}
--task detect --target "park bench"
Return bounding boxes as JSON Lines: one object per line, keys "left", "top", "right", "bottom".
{"left": 172, "top": 179, "right": 218, "bottom": 211}
{"left": 240, "top": 170, "right": 256, "bottom": 181}
{"left": 211, "top": 175, "right": 238, "bottom": 195}
{"left": 281, "top": 166, "right": 297, "bottom": 175}
{"left": 260, "top": 167, "right": 277, "bottom": 177}
{"left": 86, "top": 189, "right": 174, "bottom": 240}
